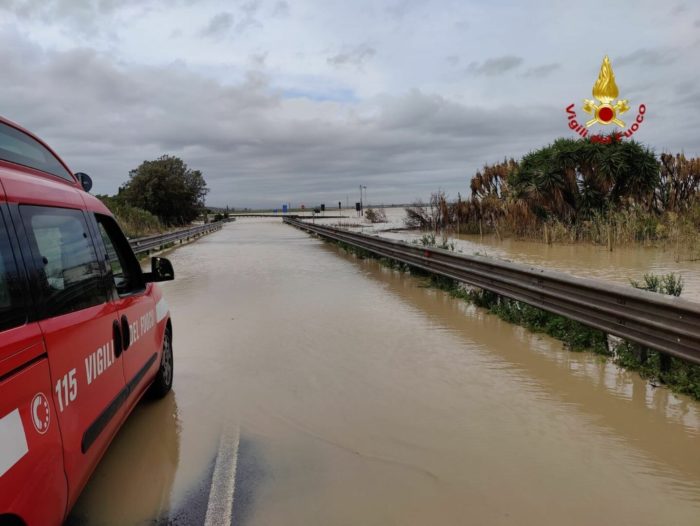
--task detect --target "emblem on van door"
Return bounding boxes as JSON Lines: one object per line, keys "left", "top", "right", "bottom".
{"left": 31, "top": 393, "right": 50, "bottom": 434}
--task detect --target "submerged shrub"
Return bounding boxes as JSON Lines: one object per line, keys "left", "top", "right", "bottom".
{"left": 365, "top": 207, "right": 388, "bottom": 223}
{"left": 612, "top": 273, "right": 700, "bottom": 398}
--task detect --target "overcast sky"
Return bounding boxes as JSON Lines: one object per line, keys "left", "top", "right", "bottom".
{"left": 1, "top": 0, "right": 699, "bottom": 208}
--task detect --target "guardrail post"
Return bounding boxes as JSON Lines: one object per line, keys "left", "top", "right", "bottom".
{"left": 636, "top": 346, "right": 648, "bottom": 365}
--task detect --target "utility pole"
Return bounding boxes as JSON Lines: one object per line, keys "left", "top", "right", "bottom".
{"left": 359, "top": 185, "right": 366, "bottom": 215}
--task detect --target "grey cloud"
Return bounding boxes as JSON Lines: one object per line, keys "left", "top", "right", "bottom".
{"left": 0, "top": 25, "right": 696, "bottom": 209}
{"left": 671, "top": 3, "right": 687, "bottom": 15}
{"left": 271, "top": 1, "right": 289, "bottom": 17}
{"left": 0, "top": 31, "right": 567, "bottom": 208}
{"left": 0, "top": 0, "right": 146, "bottom": 34}
{"left": 240, "top": 0, "right": 260, "bottom": 16}
{"left": 674, "top": 80, "right": 695, "bottom": 96}
{"left": 467, "top": 55, "right": 523, "bottom": 76}
{"left": 1, "top": 0, "right": 115, "bottom": 18}
{"left": 236, "top": 17, "right": 262, "bottom": 33}
{"left": 446, "top": 55, "right": 459, "bottom": 67}
{"left": 327, "top": 45, "right": 376, "bottom": 69}
{"left": 235, "top": 0, "right": 262, "bottom": 32}
{"left": 200, "top": 12, "right": 235, "bottom": 38}
{"left": 521, "top": 63, "right": 561, "bottom": 78}
{"left": 249, "top": 52, "right": 268, "bottom": 67}
{"left": 616, "top": 48, "right": 677, "bottom": 67}
{"left": 694, "top": 19, "right": 700, "bottom": 26}
{"left": 385, "top": 0, "right": 417, "bottom": 19}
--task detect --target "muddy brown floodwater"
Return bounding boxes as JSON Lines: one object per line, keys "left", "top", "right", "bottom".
{"left": 69, "top": 218, "right": 700, "bottom": 526}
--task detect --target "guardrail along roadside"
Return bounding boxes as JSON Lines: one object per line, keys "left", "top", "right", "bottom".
{"left": 129, "top": 221, "right": 226, "bottom": 256}
{"left": 283, "top": 217, "right": 700, "bottom": 366}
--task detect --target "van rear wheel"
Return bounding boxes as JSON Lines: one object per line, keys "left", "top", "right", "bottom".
{"left": 149, "top": 327, "right": 173, "bottom": 399}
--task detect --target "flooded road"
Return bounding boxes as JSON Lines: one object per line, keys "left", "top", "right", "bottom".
{"left": 69, "top": 219, "right": 700, "bottom": 525}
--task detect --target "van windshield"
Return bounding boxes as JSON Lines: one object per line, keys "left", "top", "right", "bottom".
{"left": 0, "top": 121, "right": 74, "bottom": 182}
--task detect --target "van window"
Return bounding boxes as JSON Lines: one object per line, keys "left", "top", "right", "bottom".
{"left": 0, "top": 122, "right": 74, "bottom": 182}
{"left": 0, "top": 249, "right": 10, "bottom": 309}
{"left": 95, "top": 214, "right": 145, "bottom": 296}
{"left": 21, "top": 206, "right": 108, "bottom": 318}
{"left": 0, "top": 213, "right": 26, "bottom": 331}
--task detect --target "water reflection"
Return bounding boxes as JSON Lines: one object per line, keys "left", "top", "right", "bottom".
{"left": 68, "top": 392, "right": 180, "bottom": 525}
{"left": 331, "top": 242, "right": 700, "bottom": 493}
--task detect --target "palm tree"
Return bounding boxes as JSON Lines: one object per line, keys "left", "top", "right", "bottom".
{"left": 509, "top": 136, "right": 659, "bottom": 222}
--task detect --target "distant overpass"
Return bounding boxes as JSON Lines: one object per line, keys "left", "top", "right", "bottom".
{"left": 231, "top": 213, "right": 348, "bottom": 219}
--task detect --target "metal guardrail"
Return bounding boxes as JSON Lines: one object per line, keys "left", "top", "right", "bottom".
{"left": 129, "top": 222, "right": 224, "bottom": 255}
{"left": 284, "top": 217, "right": 700, "bottom": 364}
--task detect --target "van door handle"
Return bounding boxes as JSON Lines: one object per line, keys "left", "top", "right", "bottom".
{"left": 113, "top": 320, "right": 123, "bottom": 358}
{"left": 121, "top": 315, "right": 131, "bottom": 351}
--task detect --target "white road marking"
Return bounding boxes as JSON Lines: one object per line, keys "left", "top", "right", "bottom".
{"left": 204, "top": 423, "right": 240, "bottom": 526}
{"left": 0, "top": 409, "right": 29, "bottom": 477}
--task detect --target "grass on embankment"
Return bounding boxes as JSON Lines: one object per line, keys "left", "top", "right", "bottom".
{"left": 98, "top": 195, "right": 164, "bottom": 238}
{"left": 328, "top": 234, "right": 700, "bottom": 400}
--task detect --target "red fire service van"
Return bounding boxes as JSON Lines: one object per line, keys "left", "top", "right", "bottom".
{"left": 0, "top": 115, "right": 175, "bottom": 526}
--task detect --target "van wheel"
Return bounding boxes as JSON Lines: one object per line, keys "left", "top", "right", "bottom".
{"left": 149, "top": 327, "right": 173, "bottom": 399}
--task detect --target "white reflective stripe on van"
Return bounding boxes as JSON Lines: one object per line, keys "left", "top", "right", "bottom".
{"left": 0, "top": 409, "right": 28, "bottom": 477}
{"left": 155, "top": 298, "right": 169, "bottom": 323}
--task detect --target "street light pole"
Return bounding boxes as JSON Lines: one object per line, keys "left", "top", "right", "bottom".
{"left": 359, "top": 185, "right": 367, "bottom": 215}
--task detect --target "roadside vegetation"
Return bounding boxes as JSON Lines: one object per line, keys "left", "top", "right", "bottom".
{"left": 97, "top": 155, "right": 209, "bottom": 238}
{"left": 326, "top": 231, "right": 700, "bottom": 400}
{"left": 365, "top": 207, "right": 388, "bottom": 223}
{"left": 406, "top": 135, "right": 700, "bottom": 255}
{"left": 211, "top": 211, "right": 231, "bottom": 222}
{"left": 96, "top": 195, "right": 163, "bottom": 238}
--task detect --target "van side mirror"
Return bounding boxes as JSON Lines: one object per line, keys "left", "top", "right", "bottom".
{"left": 144, "top": 257, "right": 174, "bottom": 282}
{"left": 74, "top": 172, "right": 93, "bottom": 192}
